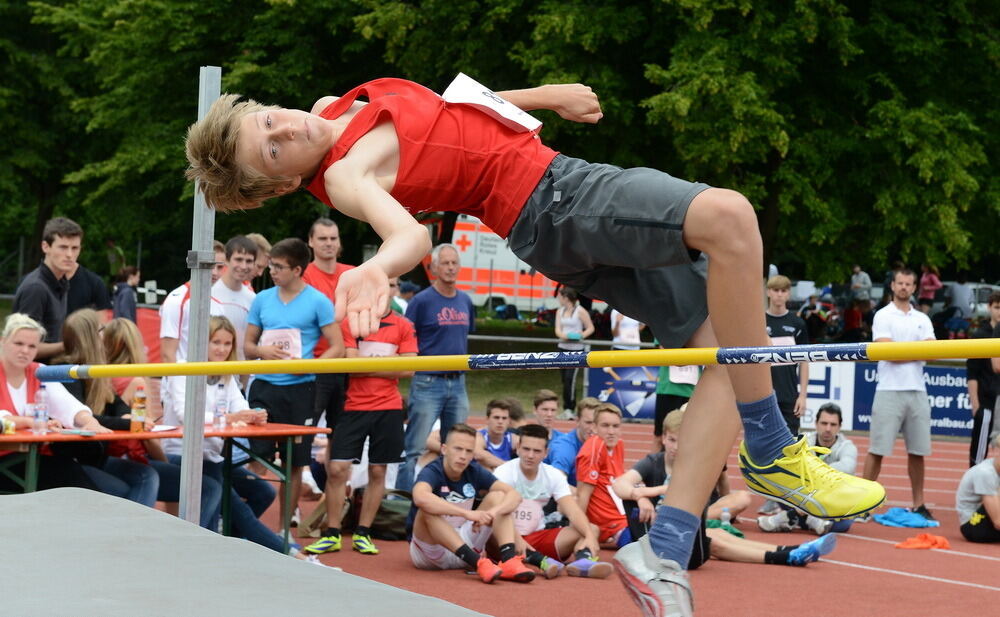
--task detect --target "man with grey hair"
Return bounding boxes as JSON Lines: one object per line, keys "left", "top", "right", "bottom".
{"left": 396, "top": 243, "right": 475, "bottom": 492}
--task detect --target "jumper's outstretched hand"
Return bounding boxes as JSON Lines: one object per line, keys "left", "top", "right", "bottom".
{"left": 335, "top": 263, "right": 390, "bottom": 339}
{"left": 550, "top": 84, "right": 603, "bottom": 124}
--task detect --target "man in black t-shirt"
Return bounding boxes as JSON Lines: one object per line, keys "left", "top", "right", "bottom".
{"left": 12, "top": 217, "right": 83, "bottom": 360}
{"left": 66, "top": 263, "right": 111, "bottom": 314}
{"left": 967, "top": 293, "right": 1000, "bottom": 466}
{"left": 765, "top": 276, "right": 810, "bottom": 436}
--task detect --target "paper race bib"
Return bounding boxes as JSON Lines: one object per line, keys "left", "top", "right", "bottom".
{"left": 358, "top": 341, "right": 398, "bottom": 358}
{"left": 669, "top": 365, "right": 700, "bottom": 386}
{"left": 769, "top": 335, "right": 796, "bottom": 366}
{"left": 513, "top": 499, "right": 545, "bottom": 536}
{"left": 260, "top": 328, "right": 302, "bottom": 359}
{"left": 442, "top": 73, "right": 542, "bottom": 133}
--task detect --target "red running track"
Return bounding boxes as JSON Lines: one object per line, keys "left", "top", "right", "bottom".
{"left": 259, "top": 419, "right": 999, "bottom": 617}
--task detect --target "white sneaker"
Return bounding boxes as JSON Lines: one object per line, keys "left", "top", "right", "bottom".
{"left": 805, "top": 514, "right": 834, "bottom": 536}
{"left": 758, "top": 499, "right": 781, "bottom": 515}
{"left": 757, "top": 509, "right": 793, "bottom": 532}
{"left": 558, "top": 408, "right": 576, "bottom": 420}
{"left": 290, "top": 507, "right": 301, "bottom": 527}
{"left": 301, "top": 468, "right": 323, "bottom": 498}
{"left": 613, "top": 536, "right": 693, "bottom": 617}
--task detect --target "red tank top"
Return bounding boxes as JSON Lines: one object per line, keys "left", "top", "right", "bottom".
{"left": 305, "top": 78, "right": 558, "bottom": 238}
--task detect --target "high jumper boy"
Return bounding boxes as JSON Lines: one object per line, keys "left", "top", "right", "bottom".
{"left": 186, "top": 76, "right": 884, "bottom": 616}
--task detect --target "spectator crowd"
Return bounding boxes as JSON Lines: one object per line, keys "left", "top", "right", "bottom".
{"left": 2, "top": 215, "right": 999, "bottom": 584}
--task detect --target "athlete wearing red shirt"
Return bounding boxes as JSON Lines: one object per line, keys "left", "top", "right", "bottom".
{"left": 305, "top": 289, "right": 417, "bottom": 556}
{"left": 576, "top": 403, "right": 628, "bottom": 545}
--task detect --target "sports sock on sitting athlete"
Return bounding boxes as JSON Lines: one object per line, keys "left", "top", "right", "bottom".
{"left": 648, "top": 505, "right": 700, "bottom": 566}
{"left": 498, "top": 543, "right": 518, "bottom": 562}
{"left": 574, "top": 548, "right": 593, "bottom": 561}
{"left": 738, "top": 393, "right": 795, "bottom": 462}
{"left": 324, "top": 527, "right": 341, "bottom": 538}
{"left": 764, "top": 550, "right": 790, "bottom": 565}
{"left": 454, "top": 544, "right": 480, "bottom": 569}
{"left": 354, "top": 526, "right": 371, "bottom": 537}
{"left": 525, "top": 550, "right": 545, "bottom": 567}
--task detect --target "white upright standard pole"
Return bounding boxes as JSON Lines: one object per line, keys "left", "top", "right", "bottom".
{"left": 179, "top": 65, "right": 221, "bottom": 525}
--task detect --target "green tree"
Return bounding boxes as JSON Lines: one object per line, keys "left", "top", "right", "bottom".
{"left": 9, "top": 0, "right": 998, "bottom": 292}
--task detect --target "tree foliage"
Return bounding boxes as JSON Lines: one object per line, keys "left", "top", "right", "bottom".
{"left": 2, "top": 0, "right": 997, "bottom": 291}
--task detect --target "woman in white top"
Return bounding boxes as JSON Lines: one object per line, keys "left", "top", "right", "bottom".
{"left": 0, "top": 313, "right": 110, "bottom": 492}
{"left": 611, "top": 309, "right": 645, "bottom": 351}
{"left": 554, "top": 288, "right": 594, "bottom": 412}
{"left": 164, "top": 316, "right": 307, "bottom": 557}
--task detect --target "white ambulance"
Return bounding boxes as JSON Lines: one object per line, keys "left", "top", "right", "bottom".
{"left": 439, "top": 214, "right": 561, "bottom": 313}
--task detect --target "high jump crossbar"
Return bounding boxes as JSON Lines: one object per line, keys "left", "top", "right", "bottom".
{"left": 35, "top": 339, "right": 999, "bottom": 382}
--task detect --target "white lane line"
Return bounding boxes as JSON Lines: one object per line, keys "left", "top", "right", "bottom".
{"left": 883, "top": 500, "right": 956, "bottom": 511}
{"left": 820, "top": 558, "right": 1000, "bottom": 592}
{"left": 839, "top": 532, "right": 1000, "bottom": 562}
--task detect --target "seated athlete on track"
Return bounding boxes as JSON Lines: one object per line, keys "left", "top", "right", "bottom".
{"left": 956, "top": 433, "right": 1000, "bottom": 543}
{"left": 575, "top": 403, "right": 631, "bottom": 549}
{"left": 614, "top": 408, "right": 837, "bottom": 570}
{"left": 493, "top": 423, "right": 613, "bottom": 579}
{"left": 407, "top": 423, "right": 535, "bottom": 584}
{"left": 185, "top": 75, "right": 885, "bottom": 616}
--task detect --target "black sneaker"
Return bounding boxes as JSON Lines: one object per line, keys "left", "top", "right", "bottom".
{"left": 911, "top": 505, "right": 935, "bottom": 521}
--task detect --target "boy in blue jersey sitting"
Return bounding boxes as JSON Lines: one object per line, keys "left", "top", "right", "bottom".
{"left": 475, "top": 400, "right": 518, "bottom": 470}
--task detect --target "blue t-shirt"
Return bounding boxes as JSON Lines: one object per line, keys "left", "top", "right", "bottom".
{"left": 406, "top": 457, "right": 498, "bottom": 536}
{"left": 405, "top": 287, "right": 474, "bottom": 374}
{"left": 545, "top": 429, "right": 585, "bottom": 486}
{"left": 247, "top": 284, "right": 334, "bottom": 385}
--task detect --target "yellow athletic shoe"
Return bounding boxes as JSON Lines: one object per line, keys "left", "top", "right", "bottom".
{"left": 738, "top": 438, "right": 885, "bottom": 519}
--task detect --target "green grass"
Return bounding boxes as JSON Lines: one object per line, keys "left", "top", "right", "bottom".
{"left": 398, "top": 368, "right": 578, "bottom": 420}
{"left": 399, "top": 319, "right": 582, "bottom": 417}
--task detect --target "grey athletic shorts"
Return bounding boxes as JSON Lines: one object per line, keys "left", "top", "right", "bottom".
{"left": 869, "top": 390, "right": 932, "bottom": 457}
{"left": 508, "top": 155, "right": 711, "bottom": 349}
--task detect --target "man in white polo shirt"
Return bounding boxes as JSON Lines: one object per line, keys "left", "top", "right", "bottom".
{"left": 862, "top": 267, "right": 936, "bottom": 520}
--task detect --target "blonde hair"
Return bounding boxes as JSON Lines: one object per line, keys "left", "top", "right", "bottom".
{"left": 1, "top": 313, "right": 46, "bottom": 341}
{"left": 662, "top": 405, "right": 687, "bottom": 435}
{"left": 576, "top": 396, "right": 601, "bottom": 414}
{"left": 185, "top": 94, "right": 287, "bottom": 212}
{"left": 595, "top": 402, "right": 622, "bottom": 420}
{"left": 57, "top": 309, "right": 114, "bottom": 413}
{"left": 766, "top": 275, "right": 792, "bottom": 291}
{"left": 245, "top": 232, "right": 272, "bottom": 256}
{"left": 208, "top": 316, "right": 238, "bottom": 384}
{"left": 103, "top": 318, "right": 146, "bottom": 365}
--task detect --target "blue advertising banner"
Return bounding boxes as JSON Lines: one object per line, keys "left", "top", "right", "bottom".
{"left": 851, "top": 362, "right": 973, "bottom": 437}
{"left": 586, "top": 366, "right": 658, "bottom": 419}
{"left": 590, "top": 361, "right": 974, "bottom": 438}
